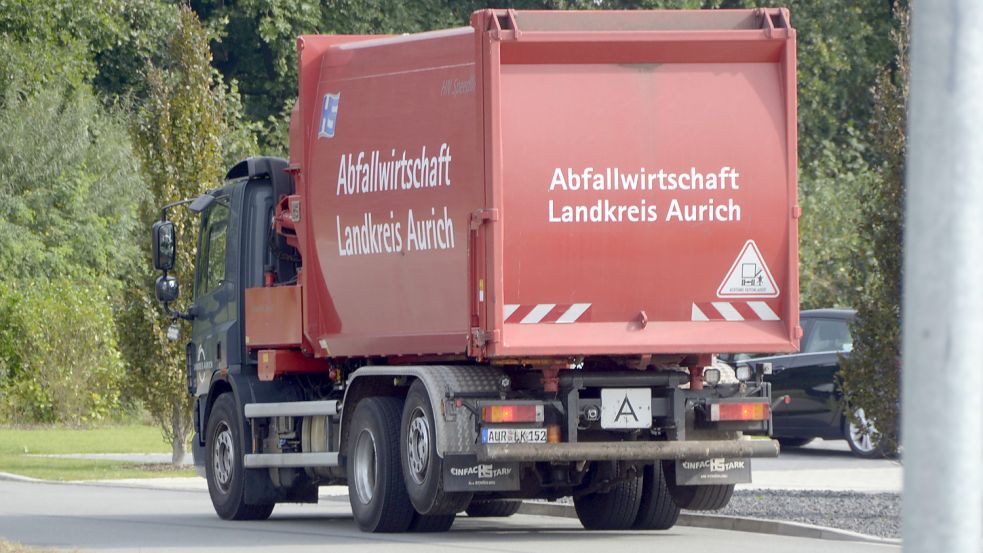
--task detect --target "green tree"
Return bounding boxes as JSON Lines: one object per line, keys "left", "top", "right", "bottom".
{"left": 119, "top": 5, "right": 255, "bottom": 462}
{"left": 839, "top": 1, "right": 909, "bottom": 452}
{"left": 0, "top": 0, "right": 177, "bottom": 102}
{"left": 0, "top": 82, "right": 146, "bottom": 282}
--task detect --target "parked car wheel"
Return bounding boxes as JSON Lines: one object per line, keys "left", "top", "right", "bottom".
{"left": 844, "top": 408, "right": 887, "bottom": 459}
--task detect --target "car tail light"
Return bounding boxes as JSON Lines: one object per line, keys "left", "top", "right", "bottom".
{"left": 709, "top": 402, "right": 770, "bottom": 422}
{"left": 481, "top": 404, "right": 544, "bottom": 423}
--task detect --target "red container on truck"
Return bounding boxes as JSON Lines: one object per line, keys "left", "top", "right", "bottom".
{"left": 151, "top": 8, "right": 797, "bottom": 533}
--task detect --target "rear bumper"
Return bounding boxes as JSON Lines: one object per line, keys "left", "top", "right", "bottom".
{"left": 477, "top": 439, "right": 779, "bottom": 462}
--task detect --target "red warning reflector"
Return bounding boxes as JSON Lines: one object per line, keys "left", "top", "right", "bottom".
{"left": 481, "top": 404, "right": 544, "bottom": 423}
{"left": 709, "top": 402, "right": 770, "bottom": 422}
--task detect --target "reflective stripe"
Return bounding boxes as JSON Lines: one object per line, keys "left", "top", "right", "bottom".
{"left": 747, "top": 301, "right": 780, "bottom": 321}
{"left": 520, "top": 304, "right": 556, "bottom": 324}
{"left": 691, "top": 304, "right": 710, "bottom": 321}
{"left": 503, "top": 304, "right": 520, "bottom": 321}
{"left": 555, "top": 303, "right": 591, "bottom": 324}
{"left": 712, "top": 302, "right": 744, "bottom": 321}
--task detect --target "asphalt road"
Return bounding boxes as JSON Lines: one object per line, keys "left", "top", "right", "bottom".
{"left": 0, "top": 480, "right": 899, "bottom": 553}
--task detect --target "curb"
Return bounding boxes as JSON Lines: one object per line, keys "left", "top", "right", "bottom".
{"left": 517, "top": 502, "right": 901, "bottom": 546}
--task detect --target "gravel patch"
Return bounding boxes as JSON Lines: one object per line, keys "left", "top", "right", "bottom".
{"left": 714, "top": 489, "right": 901, "bottom": 539}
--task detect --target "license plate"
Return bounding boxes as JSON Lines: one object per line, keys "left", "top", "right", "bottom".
{"left": 601, "top": 388, "right": 652, "bottom": 429}
{"left": 481, "top": 427, "right": 548, "bottom": 444}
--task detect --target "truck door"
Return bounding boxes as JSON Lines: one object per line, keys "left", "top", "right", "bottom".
{"left": 190, "top": 198, "right": 234, "bottom": 393}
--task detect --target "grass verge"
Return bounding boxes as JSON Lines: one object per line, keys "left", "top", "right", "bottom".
{"left": 0, "top": 424, "right": 196, "bottom": 480}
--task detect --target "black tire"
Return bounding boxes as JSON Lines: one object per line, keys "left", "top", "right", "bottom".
{"left": 777, "top": 437, "right": 814, "bottom": 449}
{"left": 633, "top": 463, "right": 680, "bottom": 530}
{"left": 205, "top": 393, "right": 275, "bottom": 520}
{"left": 574, "top": 473, "right": 644, "bottom": 530}
{"left": 401, "top": 381, "right": 472, "bottom": 516}
{"left": 465, "top": 500, "right": 522, "bottom": 518}
{"left": 408, "top": 512, "right": 456, "bottom": 532}
{"left": 346, "top": 397, "right": 416, "bottom": 533}
{"left": 664, "top": 461, "right": 734, "bottom": 511}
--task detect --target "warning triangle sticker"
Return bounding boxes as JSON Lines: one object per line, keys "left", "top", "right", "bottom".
{"left": 717, "top": 240, "right": 779, "bottom": 298}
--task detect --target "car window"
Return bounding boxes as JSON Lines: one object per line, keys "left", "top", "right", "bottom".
{"left": 801, "top": 318, "right": 852, "bottom": 353}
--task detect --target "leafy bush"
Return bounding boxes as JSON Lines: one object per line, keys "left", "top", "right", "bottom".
{"left": 838, "top": 3, "right": 909, "bottom": 451}
{"left": 0, "top": 280, "right": 124, "bottom": 425}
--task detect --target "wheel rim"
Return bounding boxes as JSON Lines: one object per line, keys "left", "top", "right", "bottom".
{"left": 848, "top": 408, "right": 877, "bottom": 453}
{"left": 353, "top": 428, "right": 377, "bottom": 505}
{"left": 406, "top": 407, "right": 431, "bottom": 485}
{"left": 213, "top": 422, "right": 235, "bottom": 493}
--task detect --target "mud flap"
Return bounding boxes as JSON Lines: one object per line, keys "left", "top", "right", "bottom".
{"left": 442, "top": 455, "right": 520, "bottom": 492}
{"left": 674, "top": 457, "right": 751, "bottom": 485}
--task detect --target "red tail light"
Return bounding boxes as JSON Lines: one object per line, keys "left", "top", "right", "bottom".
{"left": 709, "top": 402, "right": 770, "bottom": 422}
{"left": 481, "top": 404, "right": 544, "bottom": 423}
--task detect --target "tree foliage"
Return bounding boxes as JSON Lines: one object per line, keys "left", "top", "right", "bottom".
{"left": 118, "top": 5, "right": 253, "bottom": 462}
{"left": 0, "top": 55, "right": 145, "bottom": 427}
{"left": 0, "top": 82, "right": 146, "bottom": 282}
{"left": 839, "top": 1, "right": 909, "bottom": 451}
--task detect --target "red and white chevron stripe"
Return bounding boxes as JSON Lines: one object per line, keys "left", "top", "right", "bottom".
{"left": 504, "top": 303, "right": 592, "bottom": 324}
{"left": 691, "top": 301, "right": 780, "bottom": 322}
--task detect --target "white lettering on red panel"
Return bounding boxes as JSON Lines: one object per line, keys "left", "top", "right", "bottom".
{"left": 333, "top": 143, "right": 456, "bottom": 257}
{"left": 547, "top": 166, "right": 744, "bottom": 224}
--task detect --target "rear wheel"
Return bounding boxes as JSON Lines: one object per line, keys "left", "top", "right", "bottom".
{"left": 347, "top": 397, "right": 416, "bottom": 533}
{"left": 401, "top": 381, "right": 472, "bottom": 516}
{"left": 408, "top": 512, "right": 456, "bottom": 532}
{"left": 465, "top": 500, "right": 522, "bottom": 518}
{"left": 633, "top": 463, "right": 680, "bottom": 529}
{"left": 574, "top": 468, "right": 643, "bottom": 530}
{"left": 205, "top": 394, "right": 274, "bottom": 520}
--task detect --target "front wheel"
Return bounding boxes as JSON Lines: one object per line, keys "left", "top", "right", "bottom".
{"left": 845, "top": 408, "right": 888, "bottom": 459}
{"left": 205, "top": 393, "right": 274, "bottom": 520}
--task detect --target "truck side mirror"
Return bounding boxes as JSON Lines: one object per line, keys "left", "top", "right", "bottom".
{"left": 155, "top": 275, "right": 180, "bottom": 304}
{"left": 152, "top": 221, "right": 176, "bottom": 272}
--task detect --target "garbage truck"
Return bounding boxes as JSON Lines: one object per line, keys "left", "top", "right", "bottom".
{"left": 151, "top": 8, "right": 798, "bottom": 533}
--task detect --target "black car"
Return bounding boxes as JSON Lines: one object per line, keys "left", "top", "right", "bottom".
{"left": 721, "top": 308, "right": 883, "bottom": 458}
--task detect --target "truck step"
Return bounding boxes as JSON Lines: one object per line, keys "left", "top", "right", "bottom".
{"left": 243, "top": 400, "right": 340, "bottom": 418}
{"left": 243, "top": 452, "right": 339, "bottom": 468}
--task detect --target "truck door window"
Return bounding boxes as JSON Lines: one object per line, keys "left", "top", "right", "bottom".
{"left": 195, "top": 202, "right": 230, "bottom": 298}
